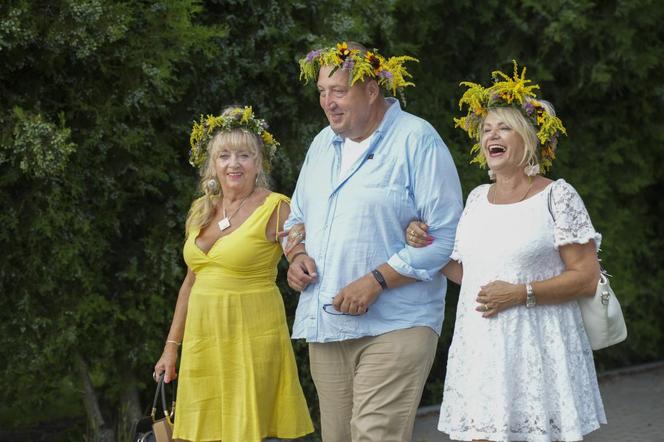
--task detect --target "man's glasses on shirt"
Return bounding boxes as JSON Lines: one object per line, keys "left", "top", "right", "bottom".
{"left": 322, "top": 303, "right": 367, "bottom": 316}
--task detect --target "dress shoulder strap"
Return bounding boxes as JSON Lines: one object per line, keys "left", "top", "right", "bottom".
{"left": 269, "top": 193, "right": 290, "bottom": 239}
{"left": 246, "top": 192, "right": 290, "bottom": 239}
{"left": 269, "top": 192, "right": 291, "bottom": 206}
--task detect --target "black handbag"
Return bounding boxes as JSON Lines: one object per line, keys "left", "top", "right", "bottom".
{"left": 132, "top": 373, "right": 176, "bottom": 442}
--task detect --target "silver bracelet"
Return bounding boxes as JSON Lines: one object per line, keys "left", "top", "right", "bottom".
{"left": 525, "top": 283, "right": 536, "bottom": 308}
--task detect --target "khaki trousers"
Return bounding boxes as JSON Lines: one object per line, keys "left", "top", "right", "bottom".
{"left": 309, "top": 326, "right": 438, "bottom": 442}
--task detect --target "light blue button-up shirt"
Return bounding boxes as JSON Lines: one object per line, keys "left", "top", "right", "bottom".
{"left": 286, "top": 98, "right": 463, "bottom": 343}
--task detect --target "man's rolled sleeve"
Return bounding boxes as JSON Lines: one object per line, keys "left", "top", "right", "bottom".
{"left": 388, "top": 134, "right": 463, "bottom": 281}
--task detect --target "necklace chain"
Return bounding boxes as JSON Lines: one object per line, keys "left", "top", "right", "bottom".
{"left": 218, "top": 188, "right": 255, "bottom": 231}
{"left": 492, "top": 179, "right": 534, "bottom": 204}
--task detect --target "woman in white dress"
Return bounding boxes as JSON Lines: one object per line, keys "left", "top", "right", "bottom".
{"left": 406, "top": 62, "right": 607, "bottom": 441}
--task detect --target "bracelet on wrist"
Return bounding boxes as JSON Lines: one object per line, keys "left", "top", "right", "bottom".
{"left": 166, "top": 340, "right": 181, "bottom": 346}
{"left": 525, "top": 283, "right": 536, "bottom": 308}
{"left": 288, "top": 251, "right": 308, "bottom": 264}
{"left": 371, "top": 269, "right": 388, "bottom": 290}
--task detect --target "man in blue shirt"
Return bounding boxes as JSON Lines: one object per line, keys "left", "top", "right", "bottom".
{"left": 285, "top": 42, "right": 463, "bottom": 442}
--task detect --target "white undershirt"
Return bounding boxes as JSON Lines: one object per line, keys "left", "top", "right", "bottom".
{"left": 339, "top": 135, "right": 373, "bottom": 179}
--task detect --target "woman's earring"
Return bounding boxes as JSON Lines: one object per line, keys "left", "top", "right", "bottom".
{"left": 206, "top": 178, "right": 219, "bottom": 193}
{"left": 488, "top": 169, "right": 496, "bottom": 180}
{"left": 524, "top": 163, "right": 540, "bottom": 177}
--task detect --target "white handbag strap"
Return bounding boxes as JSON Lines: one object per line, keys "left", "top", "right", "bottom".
{"left": 547, "top": 184, "right": 607, "bottom": 275}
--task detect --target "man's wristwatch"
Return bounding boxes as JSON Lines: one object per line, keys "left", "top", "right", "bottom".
{"left": 371, "top": 269, "right": 388, "bottom": 291}
{"left": 525, "top": 283, "right": 536, "bottom": 308}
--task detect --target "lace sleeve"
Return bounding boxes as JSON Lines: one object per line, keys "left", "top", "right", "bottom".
{"left": 450, "top": 236, "right": 462, "bottom": 262}
{"left": 550, "top": 179, "right": 602, "bottom": 251}
{"left": 450, "top": 185, "right": 487, "bottom": 262}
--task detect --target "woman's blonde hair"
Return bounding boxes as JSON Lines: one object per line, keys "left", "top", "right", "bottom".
{"left": 185, "top": 117, "right": 270, "bottom": 237}
{"left": 480, "top": 99, "right": 558, "bottom": 171}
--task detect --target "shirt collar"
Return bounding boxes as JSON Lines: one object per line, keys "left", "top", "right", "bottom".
{"left": 331, "top": 97, "right": 401, "bottom": 146}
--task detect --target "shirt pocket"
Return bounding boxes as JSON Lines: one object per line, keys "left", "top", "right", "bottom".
{"left": 351, "top": 156, "right": 415, "bottom": 223}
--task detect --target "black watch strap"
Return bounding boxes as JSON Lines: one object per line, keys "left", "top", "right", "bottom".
{"left": 371, "top": 269, "right": 388, "bottom": 290}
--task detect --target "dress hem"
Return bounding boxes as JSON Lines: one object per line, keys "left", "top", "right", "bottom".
{"left": 438, "top": 419, "right": 607, "bottom": 442}
{"left": 173, "top": 428, "right": 315, "bottom": 442}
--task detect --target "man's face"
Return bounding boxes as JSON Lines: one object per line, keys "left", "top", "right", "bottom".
{"left": 317, "top": 65, "right": 373, "bottom": 140}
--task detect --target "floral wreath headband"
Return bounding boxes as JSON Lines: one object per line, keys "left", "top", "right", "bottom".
{"left": 299, "top": 42, "right": 419, "bottom": 97}
{"left": 188, "top": 106, "right": 279, "bottom": 171}
{"left": 454, "top": 60, "right": 567, "bottom": 173}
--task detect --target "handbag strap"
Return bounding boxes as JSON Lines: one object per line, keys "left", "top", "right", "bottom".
{"left": 547, "top": 182, "right": 608, "bottom": 276}
{"left": 151, "top": 373, "right": 177, "bottom": 422}
{"left": 547, "top": 185, "right": 556, "bottom": 222}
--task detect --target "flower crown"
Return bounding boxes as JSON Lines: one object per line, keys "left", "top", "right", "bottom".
{"left": 188, "top": 106, "right": 279, "bottom": 170}
{"left": 299, "top": 42, "right": 419, "bottom": 96}
{"left": 454, "top": 60, "right": 566, "bottom": 173}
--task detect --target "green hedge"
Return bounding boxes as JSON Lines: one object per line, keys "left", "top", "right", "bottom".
{"left": 1, "top": 0, "right": 662, "bottom": 439}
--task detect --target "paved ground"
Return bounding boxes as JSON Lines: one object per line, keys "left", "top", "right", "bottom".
{"left": 412, "top": 362, "right": 664, "bottom": 442}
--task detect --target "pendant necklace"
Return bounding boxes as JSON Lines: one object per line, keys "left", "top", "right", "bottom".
{"left": 492, "top": 178, "right": 533, "bottom": 204}
{"left": 218, "top": 188, "right": 255, "bottom": 231}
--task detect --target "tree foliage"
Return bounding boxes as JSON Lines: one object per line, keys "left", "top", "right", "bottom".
{"left": 1, "top": 0, "right": 662, "bottom": 439}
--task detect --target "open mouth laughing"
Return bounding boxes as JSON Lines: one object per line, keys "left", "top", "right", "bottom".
{"left": 487, "top": 144, "right": 506, "bottom": 157}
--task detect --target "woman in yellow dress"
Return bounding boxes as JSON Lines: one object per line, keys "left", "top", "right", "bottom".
{"left": 153, "top": 106, "right": 314, "bottom": 442}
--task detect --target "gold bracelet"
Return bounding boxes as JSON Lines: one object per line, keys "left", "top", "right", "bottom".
{"left": 166, "top": 340, "right": 181, "bottom": 346}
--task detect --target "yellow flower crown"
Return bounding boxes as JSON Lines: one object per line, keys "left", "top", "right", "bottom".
{"left": 188, "top": 106, "right": 279, "bottom": 170}
{"left": 299, "top": 42, "right": 419, "bottom": 96}
{"left": 454, "top": 60, "right": 567, "bottom": 173}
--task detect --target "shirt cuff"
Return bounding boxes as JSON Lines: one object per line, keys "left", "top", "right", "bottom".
{"left": 283, "top": 217, "right": 298, "bottom": 231}
{"left": 387, "top": 253, "right": 435, "bottom": 282}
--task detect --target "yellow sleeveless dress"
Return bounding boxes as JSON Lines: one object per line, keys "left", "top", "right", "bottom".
{"left": 173, "top": 192, "right": 313, "bottom": 442}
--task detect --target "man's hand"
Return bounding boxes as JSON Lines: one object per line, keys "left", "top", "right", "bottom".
{"left": 287, "top": 253, "right": 318, "bottom": 292}
{"left": 332, "top": 273, "right": 382, "bottom": 315}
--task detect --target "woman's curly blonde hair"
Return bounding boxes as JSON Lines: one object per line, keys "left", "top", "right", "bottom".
{"left": 185, "top": 107, "right": 271, "bottom": 237}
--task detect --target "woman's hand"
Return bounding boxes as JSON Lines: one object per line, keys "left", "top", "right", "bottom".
{"left": 154, "top": 344, "right": 179, "bottom": 383}
{"left": 475, "top": 281, "right": 526, "bottom": 318}
{"left": 405, "top": 220, "right": 433, "bottom": 247}
{"left": 278, "top": 223, "right": 306, "bottom": 256}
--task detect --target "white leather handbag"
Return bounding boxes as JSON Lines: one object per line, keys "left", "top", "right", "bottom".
{"left": 546, "top": 188, "right": 627, "bottom": 350}
{"left": 578, "top": 272, "right": 627, "bottom": 350}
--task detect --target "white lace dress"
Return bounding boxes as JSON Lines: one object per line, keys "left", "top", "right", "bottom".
{"left": 438, "top": 179, "right": 607, "bottom": 442}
